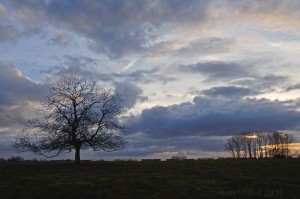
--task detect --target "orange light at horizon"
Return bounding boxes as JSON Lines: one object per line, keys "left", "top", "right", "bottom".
{"left": 245, "top": 135, "right": 258, "bottom": 139}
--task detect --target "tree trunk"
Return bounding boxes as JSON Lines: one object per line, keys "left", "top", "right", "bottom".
{"left": 75, "top": 147, "right": 80, "bottom": 164}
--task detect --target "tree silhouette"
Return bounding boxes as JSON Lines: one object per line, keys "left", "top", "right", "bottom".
{"left": 225, "top": 131, "right": 295, "bottom": 159}
{"left": 14, "top": 76, "right": 126, "bottom": 164}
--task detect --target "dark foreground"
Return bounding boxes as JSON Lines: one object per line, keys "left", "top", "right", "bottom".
{"left": 0, "top": 159, "right": 299, "bottom": 199}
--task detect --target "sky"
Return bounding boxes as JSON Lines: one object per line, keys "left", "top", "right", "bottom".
{"left": 1, "top": 0, "right": 300, "bottom": 160}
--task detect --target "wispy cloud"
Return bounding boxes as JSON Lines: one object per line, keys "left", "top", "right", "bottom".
{"left": 120, "top": 58, "right": 138, "bottom": 73}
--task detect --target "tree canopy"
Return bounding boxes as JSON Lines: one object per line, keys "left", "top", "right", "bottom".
{"left": 14, "top": 75, "right": 126, "bottom": 164}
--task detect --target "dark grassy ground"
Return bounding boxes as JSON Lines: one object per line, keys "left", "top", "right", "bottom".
{"left": 0, "top": 159, "right": 299, "bottom": 199}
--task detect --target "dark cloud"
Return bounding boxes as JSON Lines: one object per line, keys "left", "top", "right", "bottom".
{"left": 284, "top": 83, "right": 300, "bottom": 92}
{"left": 174, "top": 37, "right": 235, "bottom": 56}
{"left": 48, "top": 30, "right": 71, "bottom": 46}
{"left": 221, "top": 0, "right": 300, "bottom": 15}
{"left": 128, "top": 96, "right": 300, "bottom": 138}
{"left": 233, "top": 75, "right": 288, "bottom": 92}
{"left": 42, "top": 58, "right": 149, "bottom": 109}
{"left": 43, "top": 54, "right": 178, "bottom": 84}
{"left": 0, "top": 63, "right": 48, "bottom": 126}
{"left": 40, "top": 55, "right": 113, "bottom": 82}
{"left": 9, "top": 0, "right": 210, "bottom": 58}
{"left": 0, "top": 1, "right": 42, "bottom": 42}
{"left": 0, "top": 102, "right": 38, "bottom": 127}
{"left": 112, "top": 67, "right": 178, "bottom": 84}
{"left": 178, "top": 61, "right": 250, "bottom": 80}
{"left": 41, "top": 55, "right": 178, "bottom": 85}
{"left": 0, "top": 64, "right": 48, "bottom": 104}
{"left": 201, "top": 86, "right": 255, "bottom": 99}
{"left": 114, "top": 81, "right": 147, "bottom": 109}
{"left": 186, "top": 87, "right": 202, "bottom": 96}
{"left": 3, "top": 0, "right": 300, "bottom": 160}
{"left": 91, "top": 135, "right": 227, "bottom": 158}
{"left": 0, "top": 128, "right": 17, "bottom": 158}
{"left": 0, "top": 2, "right": 20, "bottom": 42}
{"left": 179, "top": 62, "right": 287, "bottom": 94}
{"left": 0, "top": 23, "right": 19, "bottom": 42}
{"left": 62, "top": 55, "right": 99, "bottom": 69}
{"left": 58, "top": 65, "right": 112, "bottom": 82}
{"left": 126, "top": 68, "right": 159, "bottom": 83}
{"left": 7, "top": 0, "right": 300, "bottom": 59}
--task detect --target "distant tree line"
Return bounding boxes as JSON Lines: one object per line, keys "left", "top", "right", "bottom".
{"left": 225, "top": 131, "right": 295, "bottom": 158}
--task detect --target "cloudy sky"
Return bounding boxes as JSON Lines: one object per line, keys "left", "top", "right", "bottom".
{"left": 1, "top": 0, "right": 300, "bottom": 160}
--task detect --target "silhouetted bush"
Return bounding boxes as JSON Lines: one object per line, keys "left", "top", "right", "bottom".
{"left": 170, "top": 155, "right": 187, "bottom": 160}
{"left": 7, "top": 156, "right": 24, "bottom": 162}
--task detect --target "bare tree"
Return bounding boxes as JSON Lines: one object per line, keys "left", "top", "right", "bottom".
{"left": 285, "top": 133, "right": 295, "bottom": 157}
{"left": 232, "top": 136, "right": 242, "bottom": 158}
{"left": 225, "top": 131, "right": 295, "bottom": 159}
{"left": 14, "top": 76, "right": 126, "bottom": 164}
{"left": 225, "top": 137, "right": 236, "bottom": 158}
{"left": 243, "top": 132, "right": 253, "bottom": 159}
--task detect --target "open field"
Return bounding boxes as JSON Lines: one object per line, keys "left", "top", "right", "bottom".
{"left": 0, "top": 159, "right": 299, "bottom": 199}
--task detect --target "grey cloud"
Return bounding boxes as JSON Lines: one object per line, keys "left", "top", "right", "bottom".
{"left": 8, "top": 0, "right": 300, "bottom": 58}
{"left": 175, "top": 37, "right": 235, "bottom": 56}
{"left": 0, "top": 23, "right": 19, "bottom": 42}
{"left": 0, "top": 64, "right": 48, "bottom": 126}
{"left": 0, "top": 2, "right": 20, "bottom": 42}
{"left": 201, "top": 86, "right": 255, "bottom": 99}
{"left": 178, "top": 61, "right": 250, "bottom": 80}
{"left": 126, "top": 67, "right": 161, "bottom": 83}
{"left": 182, "top": 61, "right": 292, "bottom": 97}
{"left": 284, "top": 83, "right": 300, "bottom": 92}
{"left": 79, "top": 132, "right": 228, "bottom": 159}
{"left": 114, "top": 66, "right": 178, "bottom": 84}
{"left": 58, "top": 66, "right": 112, "bottom": 82}
{"left": 0, "top": 102, "right": 39, "bottom": 127}
{"left": 48, "top": 30, "right": 71, "bottom": 46}
{"left": 42, "top": 55, "right": 177, "bottom": 86}
{"left": 37, "top": 0, "right": 208, "bottom": 28}
{"left": 234, "top": 75, "right": 288, "bottom": 92}
{"left": 9, "top": 0, "right": 210, "bottom": 58}
{"left": 94, "top": 136, "right": 227, "bottom": 158}
{"left": 128, "top": 136, "right": 226, "bottom": 153}
{"left": 187, "top": 87, "right": 202, "bottom": 96}
{"left": 0, "top": 123, "right": 227, "bottom": 159}
{"left": 87, "top": 22, "right": 159, "bottom": 58}
{"left": 40, "top": 55, "right": 113, "bottom": 82}
{"left": 0, "top": 64, "right": 48, "bottom": 104}
{"left": 0, "top": 1, "right": 42, "bottom": 42}
{"left": 221, "top": 0, "right": 300, "bottom": 14}
{"left": 114, "top": 81, "right": 147, "bottom": 109}
{"left": 0, "top": 129, "right": 17, "bottom": 158}
{"left": 128, "top": 96, "right": 300, "bottom": 138}
{"left": 62, "top": 55, "right": 99, "bottom": 69}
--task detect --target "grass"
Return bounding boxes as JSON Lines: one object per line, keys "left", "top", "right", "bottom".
{"left": 0, "top": 159, "right": 299, "bottom": 199}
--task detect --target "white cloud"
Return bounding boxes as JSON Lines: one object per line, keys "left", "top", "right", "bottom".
{"left": 120, "top": 58, "right": 138, "bottom": 73}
